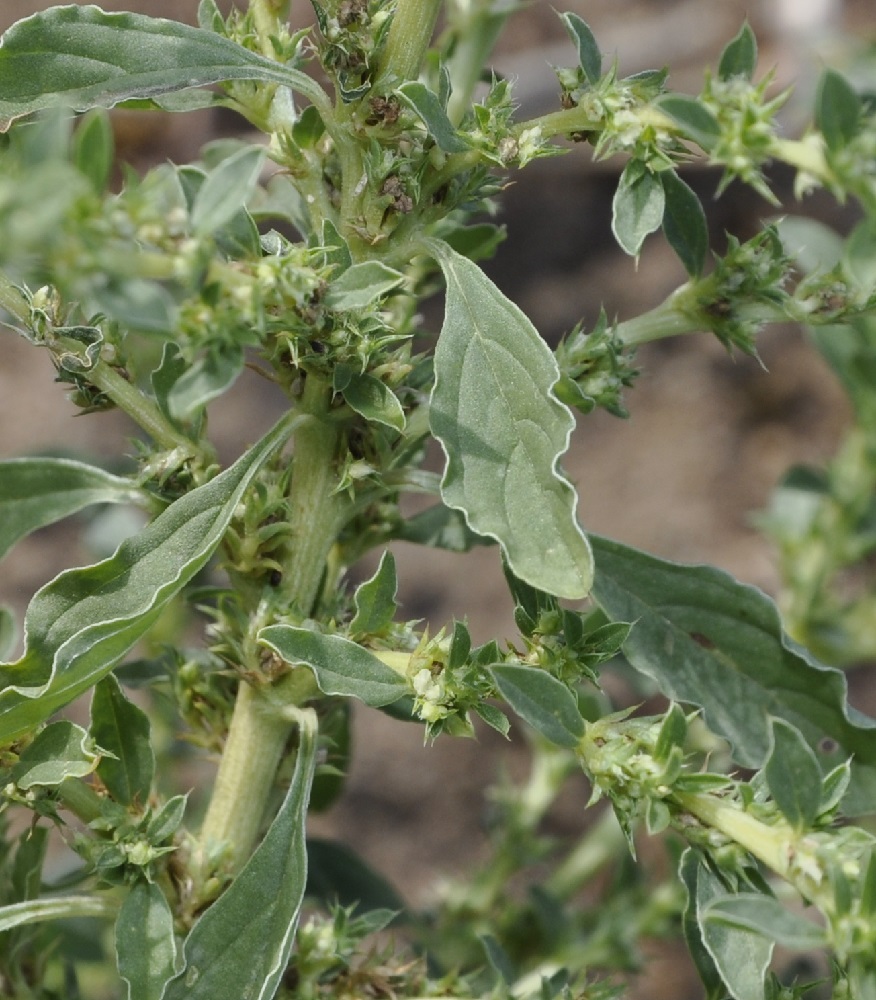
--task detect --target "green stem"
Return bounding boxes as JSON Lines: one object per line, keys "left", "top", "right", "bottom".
{"left": 375, "top": 0, "right": 442, "bottom": 86}
{"left": 56, "top": 778, "right": 109, "bottom": 825}
{"left": 250, "top": 0, "right": 288, "bottom": 59}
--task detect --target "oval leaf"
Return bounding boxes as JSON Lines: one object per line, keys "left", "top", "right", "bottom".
{"left": 0, "top": 457, "right": 147, "bottom": 563}
{"left": 816, "top": 68, "right": 861, "bottom": 152}
{"left": 0, "top": 6, "right": 328, "bottom": 131}
{"left": 612, "top": 162, "right": 665, "bottom": 258}
{"left": 341, "top": 372, "right": 406, "bottom": 432}
{"left": 657, "top": 95, "right": 720, "bottom": 152}
{"left": 764, "top": 717, "right": 823, "bottom": 831}
{"left": 116, "top": 881, "right": 178, "bottom": 1000}
{"left": 425, "top": 238, "right": 593, "bottom": 599}
{"left": 0, "top": 414, "right": 293, "bottom": 746}
{"left": 661, "top": 170, "right": 708, "bottom": 278}
{"left": 191, "top": 146, "right": 266, "bottom": 237}
{"left": 559, "top": 12, "right": 601, "bottom": 86}
{"left": 258, "top": 626, "right": 407, "bottom": 707}
{"left": 91, "top": 675, "right": 154, "bottom": 808}
{"left": 717, "top": 22, "right": 758, "bottom": 82}
{"left": 490, "top": 664, "right": 584, "bottom": 748}
{"left": 163, "top": 709, "right": 317, "bottom": 1000}
{"left": 11, "top": 720, "right": 99, "bottom": 788}
{"left": 589, "top": 534, "right": 876, "bottom": 814}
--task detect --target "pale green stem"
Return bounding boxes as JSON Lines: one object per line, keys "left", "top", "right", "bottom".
{"left": 250, "top": 0, "right": 288, "bottom": 59}
{"left": 56, "top": 777, "right": 108, "bottom": 825}
{"left": 444, "top": 1, "right": 514, "bottom": 126}
{"left": 375, "top": 0, "right": 442, "bottom": 86}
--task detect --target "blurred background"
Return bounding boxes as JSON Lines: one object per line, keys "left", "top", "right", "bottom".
{"left": 1, "top": 3, "right": 874, "bottom": 994}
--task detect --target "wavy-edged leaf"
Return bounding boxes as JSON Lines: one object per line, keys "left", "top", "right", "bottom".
{"left": 490, "top": 664, "right": 584, "bottom": 748}
{"left": 91, "top": 675, "right": 154, "bottom": 808}
{"left": 0, "top": 894, "right": 115, "bottom": 933}
{"left": 163, "top": 709, "right": 317, "bottom": 1000}
{"left": 11, "top": 720, "right": 100, "bottom": 788}
{"left": 349, "top": 551, "right": 398, "bottom": 636}
{"left": 425, "top": 238, "right": 593, "bottom": 599}
{"left": 116, "top": 881, "right": 178, "bottom": 1000}
{"left": 258, "top": 626, "right": 407, "bottom": 707}
{"left": 0, "top": 457, "right": 147, "bottom": 563}
{"left": 0, "top": 5, "right": 328, "bottom": 131}
{"left": 0, "top": 414, "right": 293, "bottom": 746}
{"left": 590, "top": 534, "right": 876, "bottom": 813}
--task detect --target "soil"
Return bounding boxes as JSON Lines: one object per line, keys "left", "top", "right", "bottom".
{"left": 1, "top": 3, "right": 874, "bottom": 996}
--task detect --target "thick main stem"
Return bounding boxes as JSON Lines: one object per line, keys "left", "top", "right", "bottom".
{"left": 375, "top": 0, "right": 442, "bottom": 86}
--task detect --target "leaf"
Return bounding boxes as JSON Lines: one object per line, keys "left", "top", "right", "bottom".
{"left": 191, "top": 146, "right": 266, "bottom": 237}
{"left": 258, "top": 626, "right": 407, "bottom": 707}
{"left": 559, "top": 13, "right": 601, "bottom": 86}
{"left": 589, "top": 535, "right": 876, "bottom": 814}
{"left": 72, "top": 109, "right": 114, "bottom": 193}
{"left": 697, "top": 863, "right": 772, "bottom": 1000}
{"left": 324, "top": 261, "right": 405, "bottom": 311}
{"left": 490, "top": 664, "right": 584, "bottom": 748}
{"left": 679, "top": 849, "right": 731, "bottom": 1000}
{"left": 167, "top": 343, "right": 245, "bottom": 421}
{"left": 717, "top": 22, "right": 758, "bottom": 82}
{"left": 425, "top": 238, "right": 593, "bottom": 599}
{"left": 163, "top": 709, "right": 317, "bottom": 1000}
{"left": 661, "top": 170, "right": 709, "bottom": 277}
{"left": 612, "top": 162, "right": 665, "bottom": 258}
{"left": 0, "top": 457, "right": 147, "bottom": 562}
{"left": 764, "top": 718, "right": 823, "bottom": 831}
{"left": 0, "top": 606, "right": 15, "bottom": 661}
{"left": 91, "top": 675, "right": 154, "bottom": 808}
{"left": 340, "top": 372, "right": 406, "bottom": 432}
{"left": 0, "top": 894, "right": 115, "bottom": 933}
{"left": 349, "top": 551, "right": 398, "bottom": 636}
{"left": 394, "top": 503, "right": 493, "bottom": 552}
{"left": 0, "top": 414, "right": 293, "bottom": 746}
{"left": 11, "top": 721, "right": 100, "bottom": 788}
{"left": 703, "top": 893, "right": 827, "bottom": 951}
{"left": 396, "top": 81, "right": 470, "bottom": 153}
{"left": 0, "top": 6, "right": 327, "bottom": 131}
{"left": 115, "top": 881, "right": 178, "bottom": 1000}
{"left": 657, "top": 95, "right": 720, "bottom": 152}
{"left": 306, "top": 838, "right": 406, "bottom": 913}
{"left": 816, "top": 68, "right": 861, "bottom": 152}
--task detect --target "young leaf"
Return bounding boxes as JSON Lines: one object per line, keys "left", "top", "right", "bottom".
{"left": 0, "top": 894, "right": 115, "bottom": 934}
{"left": 816, "top": 69, "right": 861, "bottom": 152}
{"left": 590, "top": 534, "right": 876, "bottom": 814}
{"left": 191, "top": 146, "right": 266, "bottom": 237}
{"left": 703, "top": 894, "right": 827, "bottom": 951}
{"left": 0, "top": 413, "right": 294, "bottom": 746}
{"left": 559, "top": 13, "right": 601, "bottom": 86}
{"left": 654, "top": 703, "right": 687, "bottom": 763}
{"left": 11, "top": 721, "right": 99, "bottom": 788}
{"left": 115, "top": 881, "right": 178, "bottom": 1000}
{"left": 425, "top": 238, "right": 593, "bottom": 600}
{"left": 258, "top": 626, "right": 407, "bottom": 707}
{"left": 0, "top": 458, "right": 148, "bottom": 562}
{"left": 0, "top": 6, "right": 328, "bottom": 131}
{"left": 763, "top": 718, "right": 823, "bottom": 831}
{"left": 163, "top": 709, "right": 317, "bottom": 1000}
{"left": 396, "top": 81, "right": 470, "bottom": 153}
{"left": 717, "top": 22, "right": 758, "bottom": 82}
{"left": 490, "top": 665, "right": 584, "bottom": 748}
{"left": 167, "top": 343, "right": 245, "bottom": 421}
{"left": 349, "top": 551, "right": 398, "bottom": 636}
{"left": 657, "top": 95, "right": 720, "bottom": 152}
{"left": 324, "top": 261, "right": 406, "bottom": 311}
{"left": 340, "top": 372, "right": 406, "bottom": 432}
{"left": 661, "top": 170, "right": 709, "bottom": 278}
{"left": 612, "top": 162, "right": 665, "bottom": 258}
{"left": 91, "top": 675, "right": 154, "bottom": 808}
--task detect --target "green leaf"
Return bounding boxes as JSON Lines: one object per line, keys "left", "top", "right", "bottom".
{"left": 0, "top": 414, "right": 293, "bottom": 746}
{"left": 0, "top": 894, "right": 115, "bottom": 933}
{"left": 679, "top": 850, "right": 726, "bottom": 1000}
{"left": 191, "top": 145, "right": 266, "bottom": 237}
{"left": 396, "top": 81, "right": 470, "bottom": 153}
{"left": 589, "top": 535, "right": 876, "bottom": 814}
{"left": 490, "top": 665, "right": 584, "bottom": 748}
{"left": 657, "top": 95, "right": 720, "bottom": 151}
{"left": 654, "top": 703, "right": 687, "bottom": 763}
{"left": 167, "top": 343, "right": 245, "bottom": 421}
{"left": 147, "top": 794, "right": 188, "bottom": 844}
{"left": 306, "top": 838, "right": 406, "bottom": 914}
{"left": 612, "top": 162, "right": 665, "bottom": 258}
{"left": 425, "top": 238, "right": 593, "bottom": 599}
{"left": 324, "top": 261, "right": 405, "bottom": 311}
{"left": 72, "top": 109, "right": 114, "bottom": 193}
{"left": 0, "top": 6, "right": 328, "bottom": 131}
{"left": 91, "top": 675, "right": 154, "bottom": 808}
{"left": 340, "top": 372, "right": 406, "bottom": 432}
{"left": 394, "top": 503, "right": 493, "bottom": 552}
{"left": 350, "top": 551, "right": 398, "bottom": 636}
{"left": 0, "top": 606, "right": 15, "bottom": 661}
{"left": 763, "top": 718, "right": 823, "bottom": 831}
{"left": 0, "top": 457, "right": 147, "bottom": 563}
{"left": 816, "top": 69, "right": 861, "bottom": 152}
{"left": 151, "top": 342, "right": 188, "bottom": 422}
{"left": 115, "top": 881, "right": 178, "bottom": 1000}
{"left": 703, "top": 893, "right": 827, "bottom": 951}
{"left": 559, "top": 13, "right": 601, "bottom": 86}
{"left": 258, "top": 626, "right": 407, "bottom": 707}
{"left": 11, "top": 721, "right": 100, "bottom": 788}
{"left": 717, "top": 22, "right": 758, "bottom": 82}
{"left": 697, "top": 865, "right": 772, "bottom": 1000}
{"left": 661, "top": 170, "right": 709, "bottom": 277}
{"left": 163, "top": 709, "right": 317, "bottom": 1000}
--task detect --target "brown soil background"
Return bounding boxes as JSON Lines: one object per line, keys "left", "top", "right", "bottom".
{"left": 1, "top": 2, "right": 874, "bottom": 996}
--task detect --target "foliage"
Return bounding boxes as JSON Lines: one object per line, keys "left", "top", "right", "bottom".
{"left": 0, "top": 4, "right": 875, "bottom": 999}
